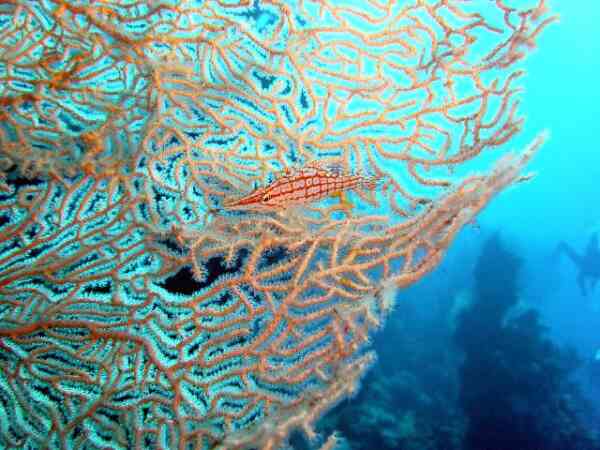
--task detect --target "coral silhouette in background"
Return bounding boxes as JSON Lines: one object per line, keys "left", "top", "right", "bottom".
{"left": 314, "top": 289, "right": 465, "bottom": 450}
{"left": 555, "top": 233, "right": 600, "bottom": 296}
{"left": 0, "top": 1, "right": 555, "bottom": 448}
{"left": 455, "top": 234, "right": 600, "bottom": 450}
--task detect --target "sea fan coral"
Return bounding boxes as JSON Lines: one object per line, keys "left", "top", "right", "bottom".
{"left": 0, "top": 1, "right": 555, "bottom": 448}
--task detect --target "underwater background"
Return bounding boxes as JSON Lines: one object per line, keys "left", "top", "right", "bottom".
{"left": 309, "top": 0, "right": 600, "bottom": 449}
{"left": 0, "top": 0, "right": 598, "bottom": 449}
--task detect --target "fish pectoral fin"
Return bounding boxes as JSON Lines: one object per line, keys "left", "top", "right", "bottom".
{"left": 332, "top": 191, "right": 354, "bottom": 212}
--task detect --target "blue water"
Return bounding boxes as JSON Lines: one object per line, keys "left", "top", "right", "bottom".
{"left": 479, "top": 0, "right": 600, "bottom": 367}
{"left": 483, "top": 0, "right": 600, "bottom": 244}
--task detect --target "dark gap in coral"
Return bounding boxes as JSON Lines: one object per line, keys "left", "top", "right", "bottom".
{"left": 159, "top": 249, "right": 248, "bottom": 295}
{"left": 83, "top": 281, "right": 112, "bottom": 295}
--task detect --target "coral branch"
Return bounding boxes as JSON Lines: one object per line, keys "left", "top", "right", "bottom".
{"left": 0, "top": 0, "right": 555, "bottom": 448}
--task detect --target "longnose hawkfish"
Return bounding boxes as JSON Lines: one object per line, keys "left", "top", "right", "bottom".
{"left": 222, "top": 163, "right": 382, "bottom": 211}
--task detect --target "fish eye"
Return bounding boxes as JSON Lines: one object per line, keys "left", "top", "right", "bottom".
{"left": 262, "top": 192, "right": 271, "bottom": 202}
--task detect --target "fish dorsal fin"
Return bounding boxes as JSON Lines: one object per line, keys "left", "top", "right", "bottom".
{"left": 275, "top": 161, "right": 348, "bottom": 181}
{"left": 303, "top": 160, "right": 347, "bottom": 176}
{"left": 323, "top": 163, "right": 345, "bottom": 176}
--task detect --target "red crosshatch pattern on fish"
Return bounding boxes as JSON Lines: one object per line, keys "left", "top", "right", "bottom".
{"left": 223, "top": 164, "right": 381, "bottom": 211}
